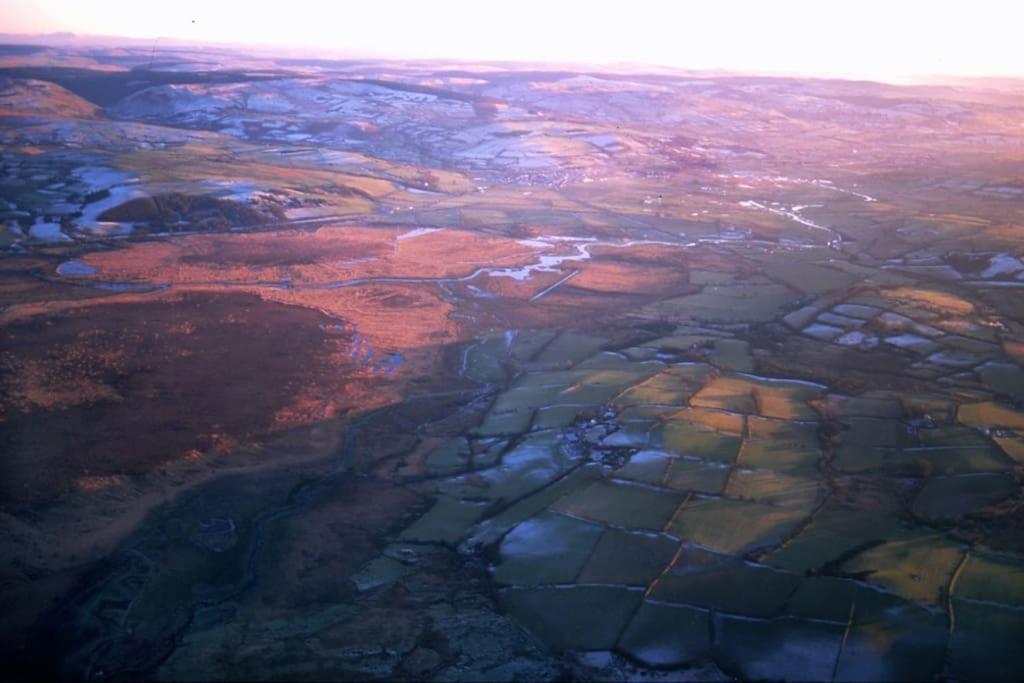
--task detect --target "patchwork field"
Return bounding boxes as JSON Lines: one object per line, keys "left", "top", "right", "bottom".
{"left": 1, "top": 41, "right": 1023, "bottom": 681}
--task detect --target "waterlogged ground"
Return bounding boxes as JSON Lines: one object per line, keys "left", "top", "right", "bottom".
{"left": 410, "top": 332, "right": 1023, "bottom": 681}
{"left": 1, "top": 44, "right": 1024, "bottom": 681}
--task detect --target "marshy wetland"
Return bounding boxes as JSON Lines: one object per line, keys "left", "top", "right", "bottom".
{"left": 1, "top": 42, "right": 1023, "bottom": 681}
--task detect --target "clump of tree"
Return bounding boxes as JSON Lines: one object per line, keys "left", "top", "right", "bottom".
{"left": 99, "top": 193, "right": 285, "bottom": 232}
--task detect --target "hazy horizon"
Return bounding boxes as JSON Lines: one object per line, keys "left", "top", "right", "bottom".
{"left": 3, "top": 0, "right": 1024, "bottom": 81}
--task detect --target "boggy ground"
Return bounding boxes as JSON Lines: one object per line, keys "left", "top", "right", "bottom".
{"left": 0, "top": 290, "right": 393, "bottom": 505}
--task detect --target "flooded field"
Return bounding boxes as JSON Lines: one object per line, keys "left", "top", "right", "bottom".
{"left": 1, "top": 42, "right": 1023, "bottom": 682}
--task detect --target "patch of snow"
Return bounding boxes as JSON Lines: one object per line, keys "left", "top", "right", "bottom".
{"left": 71, "top": 165, "right": 144, "bottom": 232}
{"left": 875, "top": 312, "right": 943, "bottom": 338}
{"left": 740, "top": 199, "right": 842, "bottom": 247}
{"left": 73, "top": 165, "right": 134, "bottom": 191}
{"left": 56, "top": 260, "right": 98, "bottom": 276}
{"left": 816, "top": 312, "right": 864, "bottom": 328}
{"left": 883, "top": 334, "right": 941, "bottom": 354}
{"left": 29, "top": 221, "right": 71, "bottom": 242}
{"left": 831, "top": 305, "right": 880, "bottom": 321}
{"left": 926, "top": 350, "right": 984, "bottom": 368}
{"left": 397, "top": 227, "right": 445, "bottom": 241}
{"left": 802, "top": 323, "right": 844, "bottom": 341}
{"left": 835, "top": 331, "right": 879, "bottom": 349}
{"left": 78, "top": 221, "right": 134, "bottom": 237}
{"left": 980, "top": 253, "right": 1024, "bottom": 279}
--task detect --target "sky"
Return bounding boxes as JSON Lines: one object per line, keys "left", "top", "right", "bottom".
{"left": 3, "top": 0, "right": 1024, "bottom": 80}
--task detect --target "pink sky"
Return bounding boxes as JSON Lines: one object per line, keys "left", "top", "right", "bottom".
{"left": 3, "top": 0, "right": 1023, "bottom": 79}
